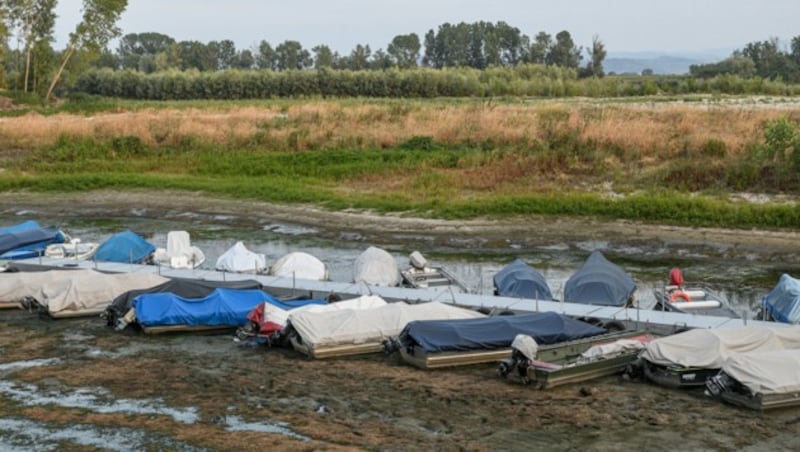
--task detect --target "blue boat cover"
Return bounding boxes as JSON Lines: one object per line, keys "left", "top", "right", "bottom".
{"left": 564, "top": 251, "right": 637, "bottom": 307}
{"left": 95, "top": 230, "right": 155, "bottom": 264}
{"left": 0, "top": 223, "right": 66, "bottom": 257}
{"left": 762, "top": 274, "right": 800, "bottom": 324}
{"left": 399, "top": 312, "right": 607, "bottom": 353}
{"left": 133, "top": 288, "right": 326, "bottom": 327}
{"left": 493, "top": 259, "right": 553, "bottom": 300}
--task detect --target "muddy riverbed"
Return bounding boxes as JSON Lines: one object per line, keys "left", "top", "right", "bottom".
{"left": 2, "top": 190, "right": 800, "bottom": 450}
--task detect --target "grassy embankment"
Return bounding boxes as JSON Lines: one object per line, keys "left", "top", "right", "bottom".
{"left": 0, "top": 95, "right": 799, "bottom": 229}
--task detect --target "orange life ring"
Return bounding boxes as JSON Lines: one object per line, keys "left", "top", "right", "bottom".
{"left": 669, "top": 291, "right": 691, "bottom": 303}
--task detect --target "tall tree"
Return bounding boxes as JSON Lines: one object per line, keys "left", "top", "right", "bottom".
{"left": 387, "top": 33, "right": 420, "bottom": 69}
{"left": 585, "top": 35, "right": 607, "bottom": 77}
{"left": 528, "top": 32, "right": 552, "bottom": 64}
{"left": 347, "top": 43, "right": 371, "bottom": 70}
{"left": 255, "top": 40, "right": 276, "bottom": 70}
{"left": 214, "top": 39, "right": 237, "bottom": 70}
{"left": 312, "top": 44, "right": 336, "bottom": 69}
{"left": 118, "top": 32, "right": 175, "bottom": 69}
{"left": 178, "top": 40, "right": 215, "bottom": 71}
{"left": 233, "top": 49, "right": 254, "bottom": 69}
{"left": 6, "top": 0, "right": 57, "bottom": 92}
{"left": 274, "top": 40, "right": 310, "bottom": 71}
{"left": 46, "top": 0, "right": 128, "bottom": 100}
{"left": 547, "top": 30, "right": 581, "bottom": 68}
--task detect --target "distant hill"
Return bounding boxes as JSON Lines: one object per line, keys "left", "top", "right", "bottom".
{"left": 603, "top": 50, "right": 732, "bottom": 75}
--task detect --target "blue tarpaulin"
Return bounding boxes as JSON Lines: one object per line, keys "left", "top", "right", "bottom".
{"left": 493, "top": 259, "right": 553, "bottom": 300}
{"left": 564, "top": 251, "right": 637, "bottom": 307}
{"left": 762, "top": 274, "right": 800, "bottom": 324}
{"left": 133, "top": 288, "right": 326, "bottom": 327}
{"left": 399, "top": 312, "right": 607, "bottom": 353}
{"left": 95, "top": 230, "right": 155, "bottom": 264}
{"left": 0, "top": 221, "right": 66, "bottom": 258}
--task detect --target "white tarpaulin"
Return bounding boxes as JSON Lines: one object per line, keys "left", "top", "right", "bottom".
{"left": 1, "top": 269, "right": 167, "bottom": 315}
{"left": 1, "top": 269, "right": 82, "bottom": 303}
{"left": 270, "top": 252, "right": 328, "bottom": 281}
{"left": 353, "top": 246, "right": 400, "bottom": 287}
{"left": 153, "top": 231, "right": 205, "bottom": 269}
{"left": 260, "top": 295, "right": 388, "bottom": 331}
{"left": 289, "top": 301, "right": 484, "bottom": 350}
{"left": 215, "top": 241, "right": 267, "bottom": 273}
{"left": 641, "top": 325, "right": 800, "bottom": 369}
{"left": 721, "top": 349, "right": 800, "bottom": 395}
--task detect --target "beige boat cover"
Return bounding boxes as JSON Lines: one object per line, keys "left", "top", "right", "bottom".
{"left": 289, "top": 301, "right": 484, "bottom": 350}
{"left": 641, "top": 325, "right": 800, "bottom": 368}
{"left": 260, "top": 295, "right": 388, "bottom": 329}
{"left": 270, "top": 251, "right": 328, "bottom": 281}
{"left": 721, "top": 349, "right": 800, "bottom": 395}
{"left": 0, "top": 269, "right": 167, "bottom": 315}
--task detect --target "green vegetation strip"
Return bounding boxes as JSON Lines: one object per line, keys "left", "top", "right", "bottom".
{"left": 1, "top": 172, "right": 797, "bottom": 229}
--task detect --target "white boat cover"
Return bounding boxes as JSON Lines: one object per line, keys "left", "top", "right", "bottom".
{"left": 0, "top": 269, "right": 167, "bottom": 315}
{"left": 290, "top": 301, "right": 483, "bottom": 350}
{"left": 215, "top": 241, "right": 267, "bottom": 273}
{"left": 721, "top": 349, "right": 800, "bottom": 395}
{"left": 353, "top": 246, "right": 400, "bottom": 286}
{"left": 270, "top": 252, "right": 328, "bottom": 281}
{"left": 579, "top": 338, "right": 649, "bottom": 361}
{"left": 512, "top": 334, "right": 539, "bottom": 361}
{"left": 259, "top": 295, "right": 387, "bottom": 332}
{"left": 153, "top": 231, "right": 205, "bottom": 269}
{"left": 641, "top": 325, "right": 800, "bottom": 369}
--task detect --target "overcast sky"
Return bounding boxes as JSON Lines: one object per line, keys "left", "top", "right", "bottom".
{"left": 53, "top": 0, "right": 799, "bottom": 57}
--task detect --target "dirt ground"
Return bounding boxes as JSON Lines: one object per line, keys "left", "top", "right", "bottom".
{"left": 2, "top": 190, "right": 800, "bottom": 450}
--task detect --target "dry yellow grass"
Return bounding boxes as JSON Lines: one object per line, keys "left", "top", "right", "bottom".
{"left": 1, "top": 101, "right": 797, "bottom": 164}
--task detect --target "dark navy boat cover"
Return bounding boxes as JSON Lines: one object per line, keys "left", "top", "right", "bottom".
{"left": 104, "top": 278, "right": 264, "bottom": 326}
{"left": 399, "top": 312, "right": 607, "bottom": 353}
{"left": 95, "top": 230, "right": 155, "bottom": 264}
{"left": 762, "top": 274, "right": 800, "bottom": 324}
{"left": 493, "top": 259, "right": 553, "bottom": 300}
{"left": 0, "top": 222, "right": 66, "bottom": 258}
{"left": 133, "top": 288, "right": 326, "bottom": 327}
{"left": 564, "top": 251, "right": 636, "bottom": 307}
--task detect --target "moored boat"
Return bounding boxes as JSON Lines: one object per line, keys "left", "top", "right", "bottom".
{"left": 353, "top": 246, "right": 401, "bottom": 287}
{"left": 564, "top": 251, "right": 637, "bottom": 307}
{"left": 759, "top": 273, "right": 800, "bottom": 324}
{"left": 705, "top": 349, "right": 800, "bottom": 411}
{"left": 215, "top": 241, "right": 267, "bottom": 274}
{"left": 652, "top": 268, "right": 740, "bottom": 318}
{"left": 153, "top": 230, "right": 205, "bottom": 269}
{"left": 493, "top": 259, "right": 554, "bottom": 300}
{"left": 400, "top": 251, "right": 469, "bottom": 293}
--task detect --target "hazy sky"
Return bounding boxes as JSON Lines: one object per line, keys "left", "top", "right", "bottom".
{"left": 53, "top": 0, "right": 799, "bottom": 57}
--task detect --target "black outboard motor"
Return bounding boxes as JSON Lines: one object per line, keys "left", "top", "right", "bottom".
{"left": 498, "top": 334, "right": 539, "bottom": 385}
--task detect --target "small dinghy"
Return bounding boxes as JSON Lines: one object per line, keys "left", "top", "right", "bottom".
{"left": 45, "top": 239, "right": 99, "bottom": 261}
{"left": 652, "top": 268, "right": 739, "bottom": 318}
{"left": 153, "top": 230, "right": 205, "bottom": 269}
{"left": 400, "top": 251, "right": 468, "bottom": 293}
{"left": 215, "top": 241, "right": 267, "bottom": 274}
{"left": 270, "top": 251, "right": 328, "bottom": 281}
{"left": 564, "top": 251, "right": 637, "bottom": 307}
{"left": 706, "top": 349, "right": 800, "bottom": 411}
{"left": 353, "top": 246, "right": 400, "bottom": 287}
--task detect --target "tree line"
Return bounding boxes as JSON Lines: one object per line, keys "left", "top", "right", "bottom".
{"left": 690, "top": 36, "right": 800, "bottom": 82}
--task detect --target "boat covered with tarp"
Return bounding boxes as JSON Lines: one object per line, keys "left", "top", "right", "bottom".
{"left": 0, "top": 220, "right": 67, "bottom": 260}
{"left": 236, "top": 294, "right": 386, "bottom": 345}
{"left": 153, "top": 230, "right": 205, "bottom": 269}
{"left": 94, "top": 230, "right": 155, "bottom": 264}
{"left": 706, "top": 349, "right": 800, "bottom": 410}
{"left": 132, "top": 288, "right": 326, "bottom": 334}
{"left": 353, "top": 246, "right": 400, "bottom": 287}
{"left": 215, "top": 241, "right": 267, "bottom": 274}
{"left": 105, "top": 278, "right": 265, "bottom": 329}
{"left": 760, "top": 273, "right": 800, "bottom": 324}
{"left": 632, "top": 325, "right": 800, "bottom": 388}
{"left": 5, "top": 269, "right": 168, "bottom": 317}
{"left": 393, "top": 312, "right": 608, "bottom": 369}
{"left": 493, "top": 259, "right": 553, "bottom": 300}
{"left": 564, "top": 251, "right": 636, "bottom": 307}
{"left": 1, "top": 268, "right": 80, "bottom": 309}
{"left": 289, "top": 301, "right": 484, "bottom": 359}
{"left": 270, "top": 251, "right": 328, "bottom": 281}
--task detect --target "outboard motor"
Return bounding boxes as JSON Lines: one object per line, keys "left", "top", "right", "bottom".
{"left": 498, "top": 334, "right": 538, "bottom": 385}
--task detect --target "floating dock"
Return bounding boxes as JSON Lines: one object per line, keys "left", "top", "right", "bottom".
{"left": 11, "top": 256, "right": 769, "bottom": 335}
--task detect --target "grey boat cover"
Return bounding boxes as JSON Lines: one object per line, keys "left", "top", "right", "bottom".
{"left": 641, "top": 325, "right": 800, "bottom": 369}
{"left": 270, "top": 251, "right": 328, "bottom": 281}
{"left": 290, "top": 301, "right": 484, "bottom": 351}
{"left": 353, "top": 246, "right": 401, "bottom": 286}
{"left": 564, "top": 251, "right": 636, "bottom": 306}
{"left": 105, "top": 277, "right": 264, "bottom": 326}
{"left": 493, "top": 259, "right": 553, "bottom": 300}
{"left": 399, "top": 312, "right": 606, "bottom": 353}
{"left": 762, "top": 273, "right": 800, "bottom": 324}
{"left": 0, "top": 268, "right": 167, "bottom": 316}
{"left": 721, "top": 349, "right": 800, "bottom": 395}
{"left": 215, "top": 241, "right": 267, "bottom": 274}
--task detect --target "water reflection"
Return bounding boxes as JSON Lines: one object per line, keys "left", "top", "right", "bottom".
{"left": 2, "top": 212, "right": 794, "bottom": 317}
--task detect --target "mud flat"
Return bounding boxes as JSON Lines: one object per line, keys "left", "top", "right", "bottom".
{"left": 0, "top": 306, "right": 799, "bottom": 450}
